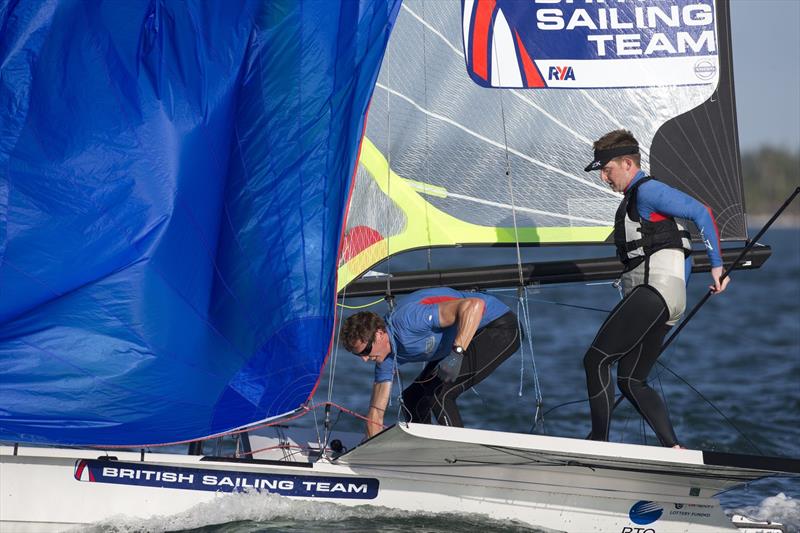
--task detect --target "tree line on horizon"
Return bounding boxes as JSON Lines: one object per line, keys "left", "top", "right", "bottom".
{"left": 741, "top": 146, "right": 800, "bottom": 216}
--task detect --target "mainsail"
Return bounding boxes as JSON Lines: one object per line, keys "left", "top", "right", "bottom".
{"left": 338, "top": 0, "right": 747, "bottom": 290}
{"left": 0, "top": 1, "right": 400, "bottom": 446}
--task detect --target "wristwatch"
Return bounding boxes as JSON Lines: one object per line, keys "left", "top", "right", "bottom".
{"left": 452, "top": 344, "right": 465, "bottom": 355}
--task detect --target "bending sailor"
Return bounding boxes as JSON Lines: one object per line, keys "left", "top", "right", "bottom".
{"left": 340, "top": 288, "right": 520, "bottom": 438}
{"left": 582, "top": 129, "right": 729, "bottom": 448}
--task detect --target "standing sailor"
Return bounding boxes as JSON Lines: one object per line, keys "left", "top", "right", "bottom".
{"left": 340, "top": 287, "right": 520, "bottom": 438}
{"left": 582, "top": 129, "right": 729, "bottom": 448}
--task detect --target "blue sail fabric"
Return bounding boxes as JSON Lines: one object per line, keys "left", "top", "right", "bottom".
{"left": 0, "top": 0, "right": 400, "bottom": 446}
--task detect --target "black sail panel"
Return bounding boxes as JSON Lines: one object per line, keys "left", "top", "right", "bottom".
{"left": 651, "top": 0, "right": 747, "bottom": 241}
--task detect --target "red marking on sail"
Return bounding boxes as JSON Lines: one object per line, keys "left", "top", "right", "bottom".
{"left": 514, "top": 31, "right": 545, "bottom": 88}
{"left": 472, "top": 0, "right": 497, "bottom": 82}
{"left": 339, "top": 225, "right": 384, "bottom": 264}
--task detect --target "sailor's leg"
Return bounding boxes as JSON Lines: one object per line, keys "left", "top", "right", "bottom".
{"left": 400, "top": 360, "right": 440, "bottom": 424}
{"left": 584, "top": 285, "right": 669, "bottom": 441}
{"left": 584, "top": 346, "right": 618, "bottom": 441}
{"left": 617, "top": 322, "right": 679, "bottom": 447}
{"left": 432, "top": 311, "right": 521, "bottom": 427}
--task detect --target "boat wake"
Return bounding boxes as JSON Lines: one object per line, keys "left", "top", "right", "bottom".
{"left": 728, "top": 493, "right": 800, "bottom": 533}
{"left": 75, "top": 490, "right": 547, "bottom": 533}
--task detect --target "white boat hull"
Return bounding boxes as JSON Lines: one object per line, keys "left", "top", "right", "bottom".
{"left": 2, "top": 423, "right": 794, "bottom": 532}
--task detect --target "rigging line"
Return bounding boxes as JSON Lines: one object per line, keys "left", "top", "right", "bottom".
{"left": 374, "top": 83, "right": 616, "bottom": 196}
{"left": 494, "top": 50, "right": 524, "bottom": 288}
{"left": 619, "top": 407, "right": 634, "bottom": 444}
{"left": 336, "top": 297, "right": 386, "bottom": 309}
{"left": 528, "top": 297, "right": 610, "bottom": 313}
{"left": 656, "top": 367, "right": 672, "bottom": 440}
{"left": 493, "top": 41, "right": 543, "bottom": 429}
{"left": 641, "top": 417, "right": 647, "bottom": 446}
{"left": 487, "top": 292, "right": 614, "bottom": 314}
{"left": 328, "top": 288, "right": 348, "bottom": 406}
{"left": 654, "top": 360, "right": 762, "bottom": 455}
{"left": 487, "top": 284, "right": 609, "bottom": 294}
{"left": 518, "top": 299, "right": 525, "bottom": 397}
{"left": 522, "top": 289, "right": 544, "bottom": 431}
{"left": 422, "top": 0, "right": 433, "bottom": 269}
{"left": 311, "top": 403, "right": 324, "bottom": 455}
{"left": 385, "top": 43, "right": 393, "bottom": 297}
{"left": 540, "top": 398, "right": 587, "bottom": 419}
{"left": 403, "top": 4, "right": 595, "bottom": 147}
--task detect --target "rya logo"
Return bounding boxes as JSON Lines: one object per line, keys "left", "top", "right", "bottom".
{"left": 548, "top": 66, "right": 575, "bottom": 81}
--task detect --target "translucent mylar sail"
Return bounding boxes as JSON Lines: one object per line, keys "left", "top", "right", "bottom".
{"left": 0, "top": 1, "right": 400, "bottom": 446}
{"left": 338, "top": 0, "right": 746, "bottom": 290}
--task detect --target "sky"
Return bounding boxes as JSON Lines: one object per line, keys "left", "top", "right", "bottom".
{"left": 730, "top": 0, "right": 800, "bottom": 151}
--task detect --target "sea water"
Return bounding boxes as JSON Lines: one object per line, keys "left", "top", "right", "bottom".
{"left": 89, "top": 228, "right": 799, "bottom": 533}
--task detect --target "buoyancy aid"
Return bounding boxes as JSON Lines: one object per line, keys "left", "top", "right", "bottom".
{"left": 614, "top": 177, "right": 692, "bottom": 278}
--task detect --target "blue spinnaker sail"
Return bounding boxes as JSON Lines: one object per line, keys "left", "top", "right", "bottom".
{"left": 0, "top": 1, "right": 400, "bottom": 446}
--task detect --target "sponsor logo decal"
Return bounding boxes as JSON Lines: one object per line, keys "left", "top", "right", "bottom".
{"left": 462, "top": 0, "right": 719, "bottom": 89}
{"left": 694, "top": 59, "right": 717, "bottom": 80}
{"left": 72, "top": 460, "right": 379, "bottom": 499}
{"left": 629, "top": 500, "right": 664, "bottom": 525}
{"left": 548, "top": 66, "right": 576, "bottom": 81}
{"left": 669, "top": 502, "right": 714, "bottom": 519}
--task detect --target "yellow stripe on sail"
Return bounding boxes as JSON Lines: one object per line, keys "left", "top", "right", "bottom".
{"left": 337, "top": 137, "right": 613, "bottom": 291}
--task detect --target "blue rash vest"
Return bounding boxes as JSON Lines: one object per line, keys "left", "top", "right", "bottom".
{"left": 628, "top": 170, "right": 723, "bottom": 279}
{"left": 620, "top": 171, "right": 723, "bottom": 325}
{"left": 374, "top": 288, "right": 510, "bottom": 383}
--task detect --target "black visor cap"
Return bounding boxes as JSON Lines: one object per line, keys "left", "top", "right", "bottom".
{"left": 584, "top": 145, "right": 639, "bottom": 172}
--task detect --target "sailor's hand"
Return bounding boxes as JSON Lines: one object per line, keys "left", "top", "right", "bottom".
{"left": 436, "top": 349, "right": 464, "bottom": 383}
{"left": 709, "top": 266, "right": 730, "bottom": 294}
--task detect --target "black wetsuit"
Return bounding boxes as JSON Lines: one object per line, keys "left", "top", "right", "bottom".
{"left": 402, "top": 311, "right": 520, "bottom": 427}
{"left": 583, "top": 285, "right": 678, "bottom": 447}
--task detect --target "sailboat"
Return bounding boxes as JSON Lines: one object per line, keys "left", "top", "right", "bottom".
{"left": 0, "top": 0, "right": 797, "bottom": 532}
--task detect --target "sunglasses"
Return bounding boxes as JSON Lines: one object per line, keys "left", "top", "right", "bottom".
{"left": 356, "top": 336, "right": 374, "bottom": 357}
